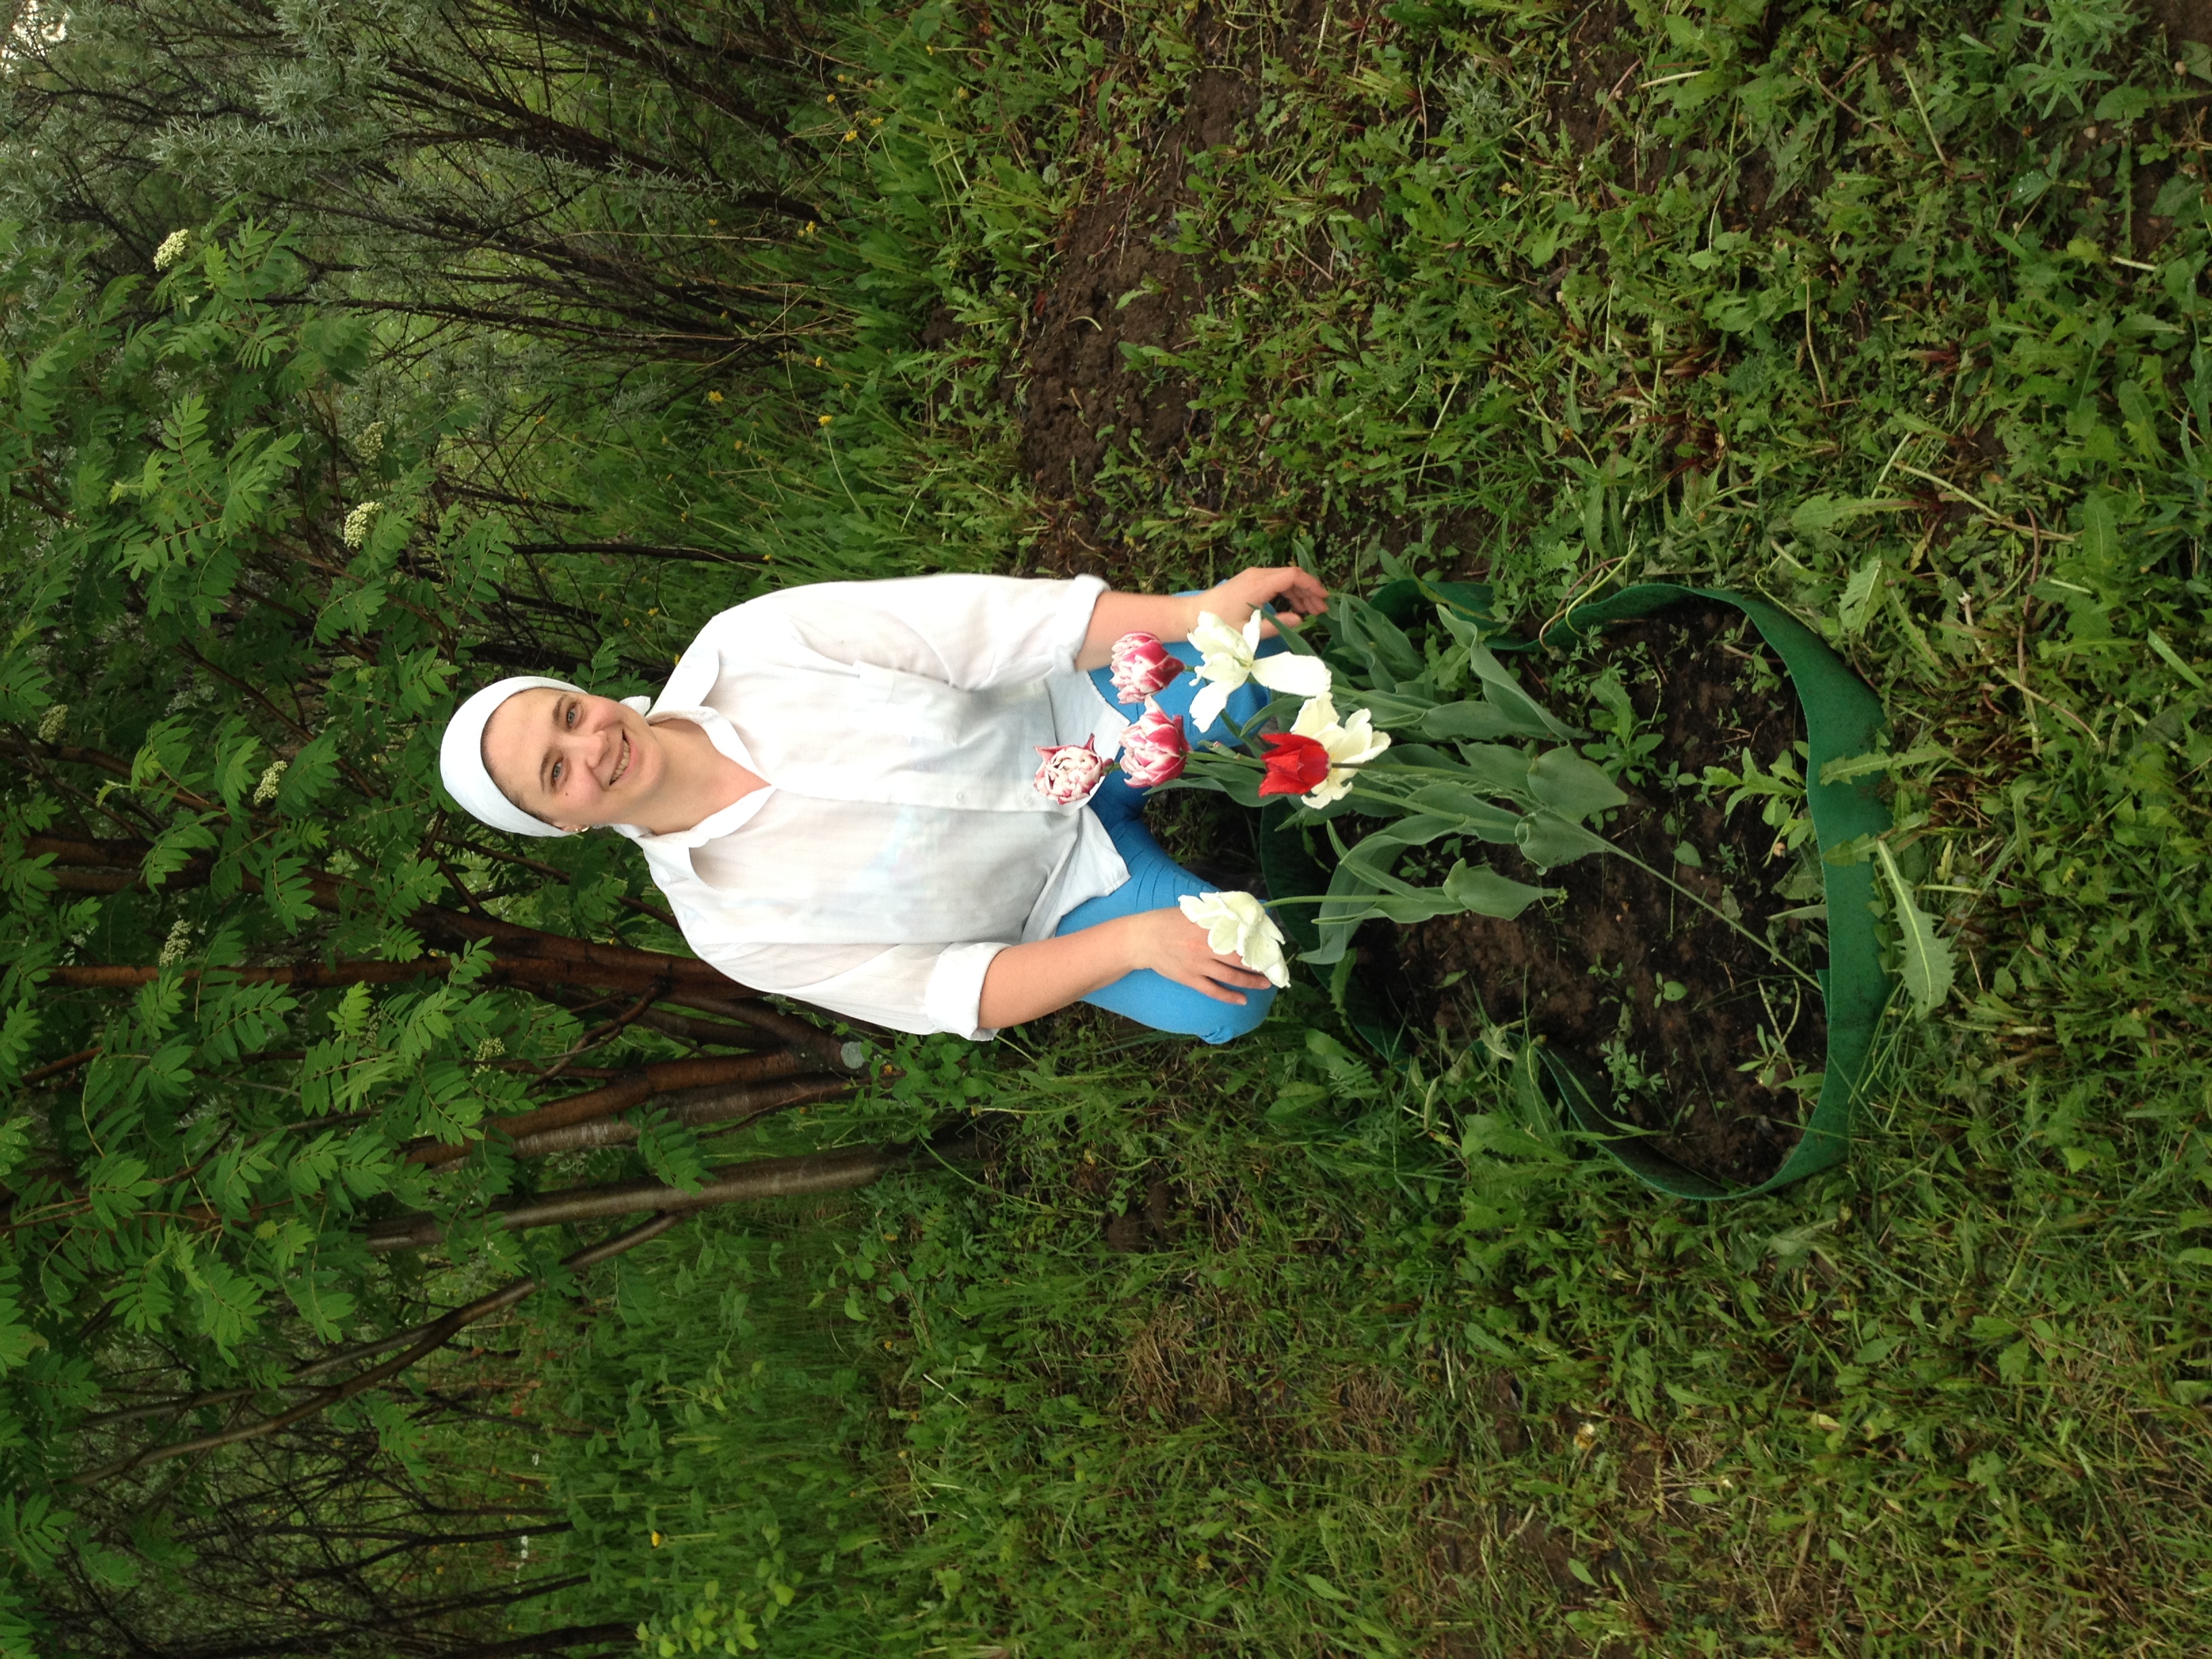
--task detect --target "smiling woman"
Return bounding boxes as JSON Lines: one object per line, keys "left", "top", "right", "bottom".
{"left": 436, "top": 571, "right": 1325, "bottom": 1042}
{"left": 480, "top": 686, "right": 760, "bottom": 836}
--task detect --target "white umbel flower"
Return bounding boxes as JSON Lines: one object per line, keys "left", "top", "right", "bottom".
{"left": 252, "top": 759, "right": 287, "bottom": 804}
{"left": 355, "top": 421, "right": 386, "bottom": 462}
{"left": 157, "top": 918, "right": 194, "bottom": 967}
{"left": 35, "top": 703, "right": 66, "bottom": 742}
{"left": 1288, "top": 691, "right": 1391, "bottom": 808}
{"left": 1178, "top": 889, "right": 1290, "bottom": 988}
{"left": 1185, "top": 610, "right": 1333, "bottom": 734}
{"left": 342, "top": 501, "right": 381, "bottom": 549}
{"left": 154, "top": 230, "right": 192, "bottom": 271}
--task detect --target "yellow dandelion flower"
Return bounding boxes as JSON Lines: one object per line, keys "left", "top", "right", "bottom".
{"left": 708, "top": 390, "right": 724, "bottom": 403}
{"left": 818, "top": 414, "right": 833, "bottom": 426}
{"left": 651, "top": 1531, "right": 663, "bottom": 1547}
{"left": 826, "top": 94, "right": 837, "bottom": 104}
{"left": 844, "top": 129, "right": 857, "bottom": 141}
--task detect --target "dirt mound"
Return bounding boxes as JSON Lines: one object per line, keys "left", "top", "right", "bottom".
{"left": 1017, "top": 67, "right": 1257, "bottom": 506}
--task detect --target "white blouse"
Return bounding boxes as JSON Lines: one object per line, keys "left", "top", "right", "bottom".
{"left": 611, "top": 573, "right": 1136, "bottom": 1039}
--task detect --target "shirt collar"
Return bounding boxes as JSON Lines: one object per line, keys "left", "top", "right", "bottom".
{"left": 609, "top": 703, "right": 775, "bottom": 850}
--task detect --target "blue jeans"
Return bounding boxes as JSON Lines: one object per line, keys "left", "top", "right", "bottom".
{"left": 1054, "top": 641, "right": 1283, "bottom": 1044}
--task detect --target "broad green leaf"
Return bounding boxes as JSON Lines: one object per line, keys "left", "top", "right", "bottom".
{"left": 1792, "top": 493, "right": 1910, "bottom": 534}
{"left": 1354, "top": 687, "right": 1440, "bottom": 729}
{"left": 1819, "top": 743, "right": 1953, "bottom": 785}
{"left": 1467, "top": 641, "right": 1584, "bottom": 741}
{"left": 1875, "top": 840, "right": 1954, "bottom": 1017}
{"left": 1525, "top": 749, "right": 1627, "bottom": 821}
{"left": 1406, "top": 786, "right": 1521, "bottom": 841}
{"left": 1452, "top": 743, "right": 1534, "bottom": 798}
{"left": 1441, "top": 861, "right": 1551, "bottom": 919}
{"left": 1414, "top": 698, "right": 1542, "bottom": 741}
{"left": 1515, "top": 809, "right": 1610, "bottom": 871}
{"left": 1838, "top": 554, "right": 1884, "bottom": 639}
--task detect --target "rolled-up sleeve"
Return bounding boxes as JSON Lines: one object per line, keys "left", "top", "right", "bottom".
{"left": 750, "top": 573, "right": 1107, "bottom": 690}
{"left": 696, "top": 938, "right": 1010, "bottom": 1041}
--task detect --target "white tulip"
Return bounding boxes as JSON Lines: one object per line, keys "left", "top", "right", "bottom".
{"left": 1178, "top": 889, "right": 1290, "bottom": 988}
{"left": 1185, "top": 610, "right": 1333, "bottom": 734}
{"left": 1288, "top": 692, "right": 1391, "bottom": 807}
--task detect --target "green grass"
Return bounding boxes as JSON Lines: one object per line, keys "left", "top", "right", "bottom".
{"left": 478, "top": 0, "right": 2212, "bottom": 1653}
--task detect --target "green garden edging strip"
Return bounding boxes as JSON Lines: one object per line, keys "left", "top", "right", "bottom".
{"left": 1536, "top": 583, "right": 1893, "bottom": 1199}
{"left": 1259, "top": 581, "right": 1893, "bottom": 1200}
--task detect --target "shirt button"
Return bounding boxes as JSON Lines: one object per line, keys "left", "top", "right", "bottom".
{"left": 954, "top": 791, "right": 966, "bottom": 804}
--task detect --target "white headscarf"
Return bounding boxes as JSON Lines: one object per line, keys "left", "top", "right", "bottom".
{"left": 438, "top": 676, "right": 583, "bottom": 838}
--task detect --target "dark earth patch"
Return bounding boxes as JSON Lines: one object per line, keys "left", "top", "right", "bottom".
{"left": 1547, "top": 0, "right": 1639, "bottom": 157}
{"left": 1017, "top": 67, "right": 1258, "bottom": 511}
{"left": 1400, "top": 602, "right": 1829, "bottom": 1189}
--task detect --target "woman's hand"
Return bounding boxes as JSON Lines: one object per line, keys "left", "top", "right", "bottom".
{"left": 1123, "top": 906, "right": 1273, "bottom": 1005}
{"left": 975, "top": 906, "right": 1272, "bottom": 1027}
{"left": 1078, "top": 565, "right": 1331, "bottom": 670}
{"left": 1186, "top": 565, "right": 1331, "bottom": 640}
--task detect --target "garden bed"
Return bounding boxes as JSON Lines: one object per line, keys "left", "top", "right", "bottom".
{"left": 1397, "top": 602, "right": 1830, "bottom": 1189}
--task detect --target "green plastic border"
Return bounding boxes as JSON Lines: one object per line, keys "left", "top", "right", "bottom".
{"left": 1537, "top": 583, "right": 1893, "bottom": 1199}
{"left": 1258, "top": 581, "right": 1893, "bottom": 1200}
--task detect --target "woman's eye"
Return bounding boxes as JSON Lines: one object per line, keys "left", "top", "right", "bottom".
{"left": 565, "top": 704, "right": 577, "bottom": 727}
{"left": 550, "top": 760, "right": 563, "bottom": 786}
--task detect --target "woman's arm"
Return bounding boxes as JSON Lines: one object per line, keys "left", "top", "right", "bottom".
{"left": 976, "top": 907, "right": 1272, "bottom": 1029}
{"left": 1076, "top": 566, "right": 1331, "bottom": 670}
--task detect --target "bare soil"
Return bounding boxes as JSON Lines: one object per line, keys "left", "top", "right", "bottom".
{"left": 1017, "top": 67, "right": 1257, "bottom": 512}
{"left": 1399, "top": 603, "right": 1829, "bottom": 1188}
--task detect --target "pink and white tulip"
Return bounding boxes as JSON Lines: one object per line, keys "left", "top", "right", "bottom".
{"left": 1108, "top": 632, "right": 1181, "bottom": 703}
{"left": 1032, "top": 738, "right": 1113, "bottom": 805}
{"left": 1118, "top": 699, "right": 1189, "bottom": 787}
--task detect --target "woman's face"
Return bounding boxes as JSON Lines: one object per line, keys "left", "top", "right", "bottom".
{"left": 480, "top": 687, "right": 664, "bottom": 832}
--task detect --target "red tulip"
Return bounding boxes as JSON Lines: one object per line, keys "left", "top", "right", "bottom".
{"left": 1257, "top": 731, "right": 1332, "bottom": 798}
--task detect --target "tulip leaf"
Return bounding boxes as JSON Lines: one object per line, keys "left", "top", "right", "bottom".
{"left": 1327, "top": 592, "right": 1424, "bottom": 688}
{"left": 1454, "top": 743, "right": 1536, "bottom": 798}
{"left": 1408, "top": 785, "right": 1522, "bottom": 842}
{"left": 1526, "top": 749, "right": 1629, "bottom": 822}
{"left": 1441, "top": 861, "right": 1551, "bottom": 919}
{"left": 1258, "top": 602, "right": 1319, "bottom": 655}
{"left": 1515, "top": 808, "right": 1610, "bottom": 870}
{"left": 1417, "top": 697, "right": 1549, "bottom": 741}
{"left": 1370, "top": 889, "right": 1470, "bottom": 922}
{"left": 1357, "top": 688, "right": 1442, "bottom": 729}
{"left": 1467, "top": 640, "right": 1586, "bottom": 741}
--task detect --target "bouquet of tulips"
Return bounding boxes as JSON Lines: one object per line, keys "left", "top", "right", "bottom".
{"left": 1034, "top": 581, "right": 1641, "bottom": 972}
